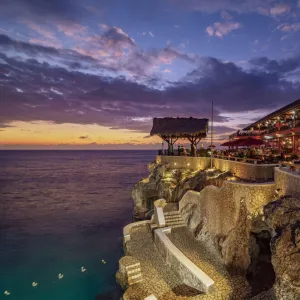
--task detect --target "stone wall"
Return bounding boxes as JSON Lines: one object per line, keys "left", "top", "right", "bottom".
{"left": 179, "top": 180, "right": 275, "bottom": 271}
{"left": 213, "top": 158, "right": 276, "bottom": 181}
{"left": 154, "top": 228, "right": 214, "bottom": 293}
{"left": 274, "top": 167, "right": 300, "bottom": 199}
{"left": 156, "top": 156, "right": 277, "bottom": 181}
{"left": 156, "top": 156, "right": 211, "bottom": 171}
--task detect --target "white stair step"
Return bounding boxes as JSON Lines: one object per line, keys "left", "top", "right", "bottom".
{"left": 164, "top": 211, "right": 180, "bottom": 216}
{"left": 164, "top": 216, "right": 183, "bottom": 221}
{"left": 167, "top": 221, "right": 185, "bottom": 227}
{"left": 128, "top": 272, "right": 142, "bottom": 280}
{"left": 169, "top": 224, "right": 186, "bottom": 228}
{"left": 128, "top": 277, "right": 143, "bottom": 285}
{"left": 166, "top": 218, "right": 184, "bottom": 223}
{"left": 164, "top": 213, "right": 180, "bottom": 217}
{"left": 127, "top": 268, "right": 141, "bottom": 275}
{"left": 125, "top": 263, "right": 140, "bottom": 270}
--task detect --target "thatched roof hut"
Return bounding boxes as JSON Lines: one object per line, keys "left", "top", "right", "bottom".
{"left": 151, "top": 117, "right": 208, "bottom": 136}
{"left": 150, "top": 117, "right": 208, "bottom": 147}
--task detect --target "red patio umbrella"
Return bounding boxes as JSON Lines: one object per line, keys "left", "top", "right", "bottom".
{"left": 220, "top": 140, "right": 235, "bottom": 147}
{"left": 234, "top": 137, "right": 265, "bottom": 147}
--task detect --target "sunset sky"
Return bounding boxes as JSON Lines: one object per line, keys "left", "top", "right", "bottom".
{"left": 1, "top": 0, "right": 300, "bottom": 149}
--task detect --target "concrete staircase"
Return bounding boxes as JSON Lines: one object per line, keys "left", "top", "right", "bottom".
{"left": 164, "top": 211, "right": 186, "bottom": 228}
{"left": 127, "top": 262, "right": 143, "bottom": 285}
{"left": 118, "top": 256, "right": 143, "bottom": 287}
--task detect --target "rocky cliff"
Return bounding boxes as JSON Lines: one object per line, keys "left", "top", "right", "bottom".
{"left": 131, "top": 162, "right": 228, "bottom": 219}
{"left": 262, "top": 197, "right": 300, "bottom": 299}
{"left": 179, "top": 183, "right": 300, "bottom": 299}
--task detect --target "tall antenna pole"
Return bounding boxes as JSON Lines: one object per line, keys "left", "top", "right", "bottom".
{"left": 210, "top": 100, "right": 214, "bottom": 168}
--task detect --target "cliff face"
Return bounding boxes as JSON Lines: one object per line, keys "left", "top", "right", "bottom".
{"left": 263, "top": 197, "right": 300, "bottom": 299}
{"left": 131, "top": 162, "right": 228, "bottom": 219}
{"left": 179, "top": 184, "right": 300, "bottom": 299}
{"left": 179, "top": 182, "right": 275, "bottom": 272}
{"left": 131, "top": 162, "right": 205, "bottom": 218}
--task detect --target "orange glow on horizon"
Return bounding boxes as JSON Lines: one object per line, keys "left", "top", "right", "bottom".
{"left": 0, "top": 121, "right": 159, "bottom": 148}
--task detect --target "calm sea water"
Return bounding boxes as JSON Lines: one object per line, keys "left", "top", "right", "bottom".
{"left": 0, "top": 150, "right": 155, "bottom": 300}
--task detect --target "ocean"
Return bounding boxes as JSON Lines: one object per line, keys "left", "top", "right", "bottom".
{"left": 0, "top": 150, "right": 155, "bottom": 300}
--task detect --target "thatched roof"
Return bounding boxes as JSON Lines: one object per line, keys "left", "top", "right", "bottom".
{"left": 243, "top": 99, "right": 300, "bottom": 130}
{"left": 150, "top": 117, "right": 208, "bottom": 137}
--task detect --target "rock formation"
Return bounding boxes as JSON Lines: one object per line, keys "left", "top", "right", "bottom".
{"left": 124, "top": 160, "right": 300, "bottom": 299}
{"left": 132, "top": 162, "right": 204, "bottom": 219}
{"left": 180, "top": 185, "right": 300, "bottom": 299}
{"left": 262, "top": 197, "right": 300, "bottom": 299}
{"left": 131, "top": 162, "right": 228, "bottom": 219}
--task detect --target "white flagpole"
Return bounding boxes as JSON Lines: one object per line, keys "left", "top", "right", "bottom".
{"left": 211, "top": 100, "right": 214, "bottom": 168}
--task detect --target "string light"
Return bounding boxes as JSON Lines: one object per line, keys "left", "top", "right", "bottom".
{"left": 4, "top": 290, "right": 10, "bottom": 296}
{"left": 58, "top": 273, "right": 64, "bottom": 279}
{"left": 32, "top": 282, "right": 38, "bottom": 287}
{"left": 81, "top": 266, "right": 86, "bottom": 272}
{"left": 101, "top": 259, "right": 106, "bottom": 264}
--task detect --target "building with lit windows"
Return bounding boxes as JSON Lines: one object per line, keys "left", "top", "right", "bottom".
{"left": 229, "top": 99, "right": 300, "bottom": 155}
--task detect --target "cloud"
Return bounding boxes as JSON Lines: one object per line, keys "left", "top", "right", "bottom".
{"left": 102, "top": 27, "right": 135, "bottom": 48}
{"left": 1, "top": 31, "right": 192, "bottom": 79}
{"left": 57, "top": 22, "right": 87, "bottom": 37}
{"left": 99, "top": 23, "right": 109, "bottom": 31}
{"left": 1, "top": 35, "right": 300, "bottom": 134}
{"left": 0, "top": 123, "right": 15, "bottom": 128}
{"left": 278, "top": 23, "right": 300, "bottom": 32}
{"left": 28, "top": 38, "right": 61, "bottom": 48}
{"left": 172, "top": 0, "right": 277, "bottom": 16}
{"left": 249, "top": 56, "right": 300, "bottom": 73}
{"left": 213, "top": 126, "right": 236, "bottom": 134}
{"left": 206, "top": 22, "right": 242, "bottom": 37}
{"left": 270, "top": 4, "right": 291, "bottom": 16}
{"left": 20, "top": 19, "right": 56, "bottom": 40}
{"left": 221, "top": 10, "right": 232, "bottom": 20}
{"left": 206, "top": 26, "right": 214, "bottom": 36}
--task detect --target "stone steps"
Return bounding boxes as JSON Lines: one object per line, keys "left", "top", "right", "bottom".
{"left": 166, "top": 220, "right": 185, "bottom": 225}
{"left": 118, "top": 256, "right": 143, "bottom": 286}
{"left": 128, "top": 277, "right": 143, "bottom": 285}
{"left": 164, "top": 216, "right": 183, "bottom": 222}
{"left": 128, "top": 271, "right": 143, "bottom": 285}
{"left": 164, "top": 211, "right": 181, "bottom": 216}
{"left": 168, "top": 223, "right": 186, "bottom": 228}
{"left": 164, "top": 210, "right": 185, "bottom": 228}
{"left": 127, "top": 268, "right": 141, "bottom": 276}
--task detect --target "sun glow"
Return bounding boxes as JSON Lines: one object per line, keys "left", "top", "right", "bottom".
{"left": 0, "top": 121, "right": 160, "bottom": 149}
